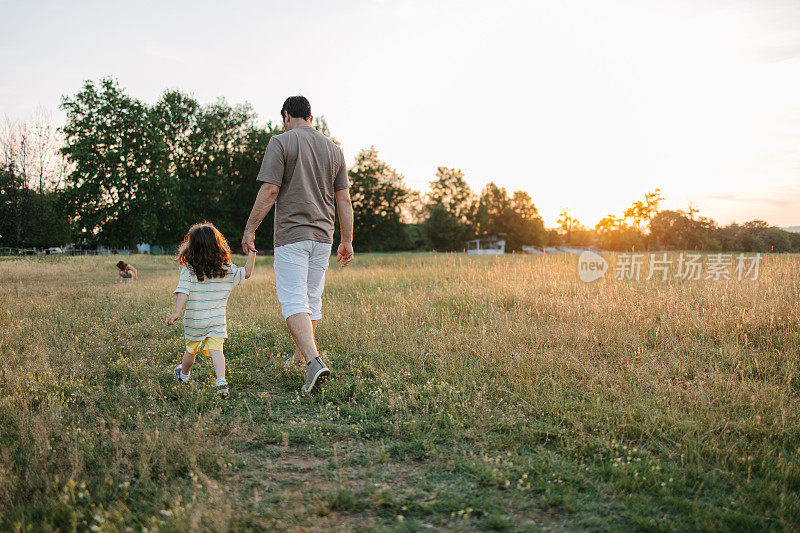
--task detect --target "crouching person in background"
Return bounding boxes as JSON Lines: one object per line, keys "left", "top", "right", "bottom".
{"left": 115, "top": 260, "right": 137, "bottom": 282}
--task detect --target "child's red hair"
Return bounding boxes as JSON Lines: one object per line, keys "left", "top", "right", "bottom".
{"left": 177, "top": 222, "right": 231, "bottom": 281}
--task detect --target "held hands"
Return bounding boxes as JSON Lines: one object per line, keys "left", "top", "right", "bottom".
{"left": 165, "top": 312, "right": 181, "bottom": 326}
{"left": 241, "top": 230, "right": 257, "bottom": 255}
{"left": 336, "top": 242, "right": 354, "bottom": 267}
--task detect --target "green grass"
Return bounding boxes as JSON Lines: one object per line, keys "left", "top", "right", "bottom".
{"left": 0, "top": 252, "right": 799, "bottom": 531}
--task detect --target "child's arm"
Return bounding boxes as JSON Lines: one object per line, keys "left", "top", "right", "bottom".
{"left": 165, "top": 293, "right": 188, "bottom": 325}
{"left": 130, "top": 266, "right": 138, "bottom": 279}
{"left": 244, "top": 249, "right": 256, "bottom": 279}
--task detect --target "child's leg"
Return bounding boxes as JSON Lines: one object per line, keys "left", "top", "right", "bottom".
{"left": 181, "top": 350, "right": 196, "bottom": 375}
{"left": 208, "top": 350, "right": 226, "bottom": 381}
{"left": 204, "top": 338, "right": 226, "bottom": 381}
{"left": 182, "top": 340, "right": 202, "bottom": 375}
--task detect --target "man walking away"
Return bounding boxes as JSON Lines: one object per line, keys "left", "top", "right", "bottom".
{"left": 242, "top": 95, "right": 354, "bottom": 393}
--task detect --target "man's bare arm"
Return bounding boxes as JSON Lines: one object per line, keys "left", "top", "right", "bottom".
{"left": 242, "top": 182, "right": 280, "bottom": 254}
{"left": 335, "top": 188, "right": 354, "bottom": 267}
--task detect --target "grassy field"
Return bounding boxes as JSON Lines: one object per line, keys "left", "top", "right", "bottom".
{"left": 0, "top": 252, "right": 798, "bottom": 531}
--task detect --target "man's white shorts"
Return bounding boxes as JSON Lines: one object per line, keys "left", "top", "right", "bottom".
{"left": 273, "top": 240, "right": 332, "bottom": 320}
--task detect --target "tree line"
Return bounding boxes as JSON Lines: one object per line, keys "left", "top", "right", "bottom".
{"left": 2, "top": 77, "right": 798, "bottom": 253}
{"left": 555, "top": 190, "right": 800, "bottom": 253}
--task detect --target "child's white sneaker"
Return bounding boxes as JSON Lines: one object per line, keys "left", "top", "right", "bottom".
{"left": 174, "top": 365, "right": 190, "bottom": 383}
{"left": 215, "top": 378, "right": 229, "bottom": 398}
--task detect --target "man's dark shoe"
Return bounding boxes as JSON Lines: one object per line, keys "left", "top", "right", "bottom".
{"left": 302, "top": 357, "right": 330, "bottom": 393}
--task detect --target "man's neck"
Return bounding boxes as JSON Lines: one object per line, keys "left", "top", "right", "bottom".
{"left": 285, "top": 118, "right": 313, "bottom": 131}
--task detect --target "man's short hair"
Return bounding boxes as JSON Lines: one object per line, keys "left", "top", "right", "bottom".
{"left": 281, "top": 96, "right": 311, "bottom": 121}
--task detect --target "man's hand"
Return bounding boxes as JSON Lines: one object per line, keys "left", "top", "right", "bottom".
{"left": 242, "top": 230, "right": 257, "bottom": 255}
{"left": 336, "top": 242, "right": 354, "bottom": 267}
{"left": 165, "top": 312, "right": 181, "bottom": 326}
{"left": 243, "top": 183, "right": 279, "bottom": 255}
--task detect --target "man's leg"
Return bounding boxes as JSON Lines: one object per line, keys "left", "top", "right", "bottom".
{"left": 289, "top": 308, "right": 330, "bottom": 394}
{"left": 304, "top": 241, "right": 332, "bottom": 355}
{"left": 274, "top": 242, "right": 314, "bottom": 361}
{"left": 286, "top": 313, "right": 320, "bottom": 362}
{"left": 307, "top": 241, "right": 330, "bottom": 291}
{"left": 293, "top": 320, "right": 317, "bottom": 362}
{"left": 294, "top": 242, "right": 331, "bottom": 361}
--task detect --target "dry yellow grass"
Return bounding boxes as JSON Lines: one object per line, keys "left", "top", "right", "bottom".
{"left": 0, "top": 252, "right": 798, "bottom": 530}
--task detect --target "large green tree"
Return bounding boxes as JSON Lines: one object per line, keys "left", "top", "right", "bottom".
{"left": 508, "top": 191, "right": 547, "bottom": 249}
{"left": 151, "top": 90, "right": 281, "bottom": 247}
{"left": 0, "top": 166, "right": 26, "bottom": 247}
{"left": 60, "top": 78, "right": 281, "bottom": 249}
{"left": 649, "top": 210, "right": 718, "bottom": 250}
{"left": 422, "top": 167, "right": 476, "bottom": 251}
{"left": 347, "top": 146, "right": 412, "bottom": 251}
{"left": 0, "top": 166, "right": 72, "bottom": 248}
{"left": 60, "top": 78, "right": 161, "bottom": 247}
{"left": 428, "top": 167, "right": 475, "bottom": 224}
{"left": 474, "top": 183, "right": 546, "bottom": 251}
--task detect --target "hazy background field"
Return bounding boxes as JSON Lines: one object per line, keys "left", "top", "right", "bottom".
{"left": 1, "top": 253, "right": 798, "bottom": 531}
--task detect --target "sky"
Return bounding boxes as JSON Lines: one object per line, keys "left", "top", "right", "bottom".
{"left": 1, "top": 0, "right": 799, "bottom": 228}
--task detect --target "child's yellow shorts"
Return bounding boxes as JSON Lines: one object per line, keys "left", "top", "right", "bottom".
{"left": 185, "top": 337, "right": 224, "bottom": 355}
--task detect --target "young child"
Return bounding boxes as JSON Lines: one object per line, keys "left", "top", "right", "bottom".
{"left": 165, "top": 222, "right": 255, "bottom": 397}
{"left": 115, "top": 260, "right": 137, "bottom": 282}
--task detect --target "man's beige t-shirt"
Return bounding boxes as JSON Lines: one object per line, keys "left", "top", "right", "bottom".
{"left": 256, "top": 126, "right": 350, "bottom": 248}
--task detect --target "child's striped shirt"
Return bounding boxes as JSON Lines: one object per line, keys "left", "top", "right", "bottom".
{"left": 174, "top": 264, "right": 246, "bottom": 340}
